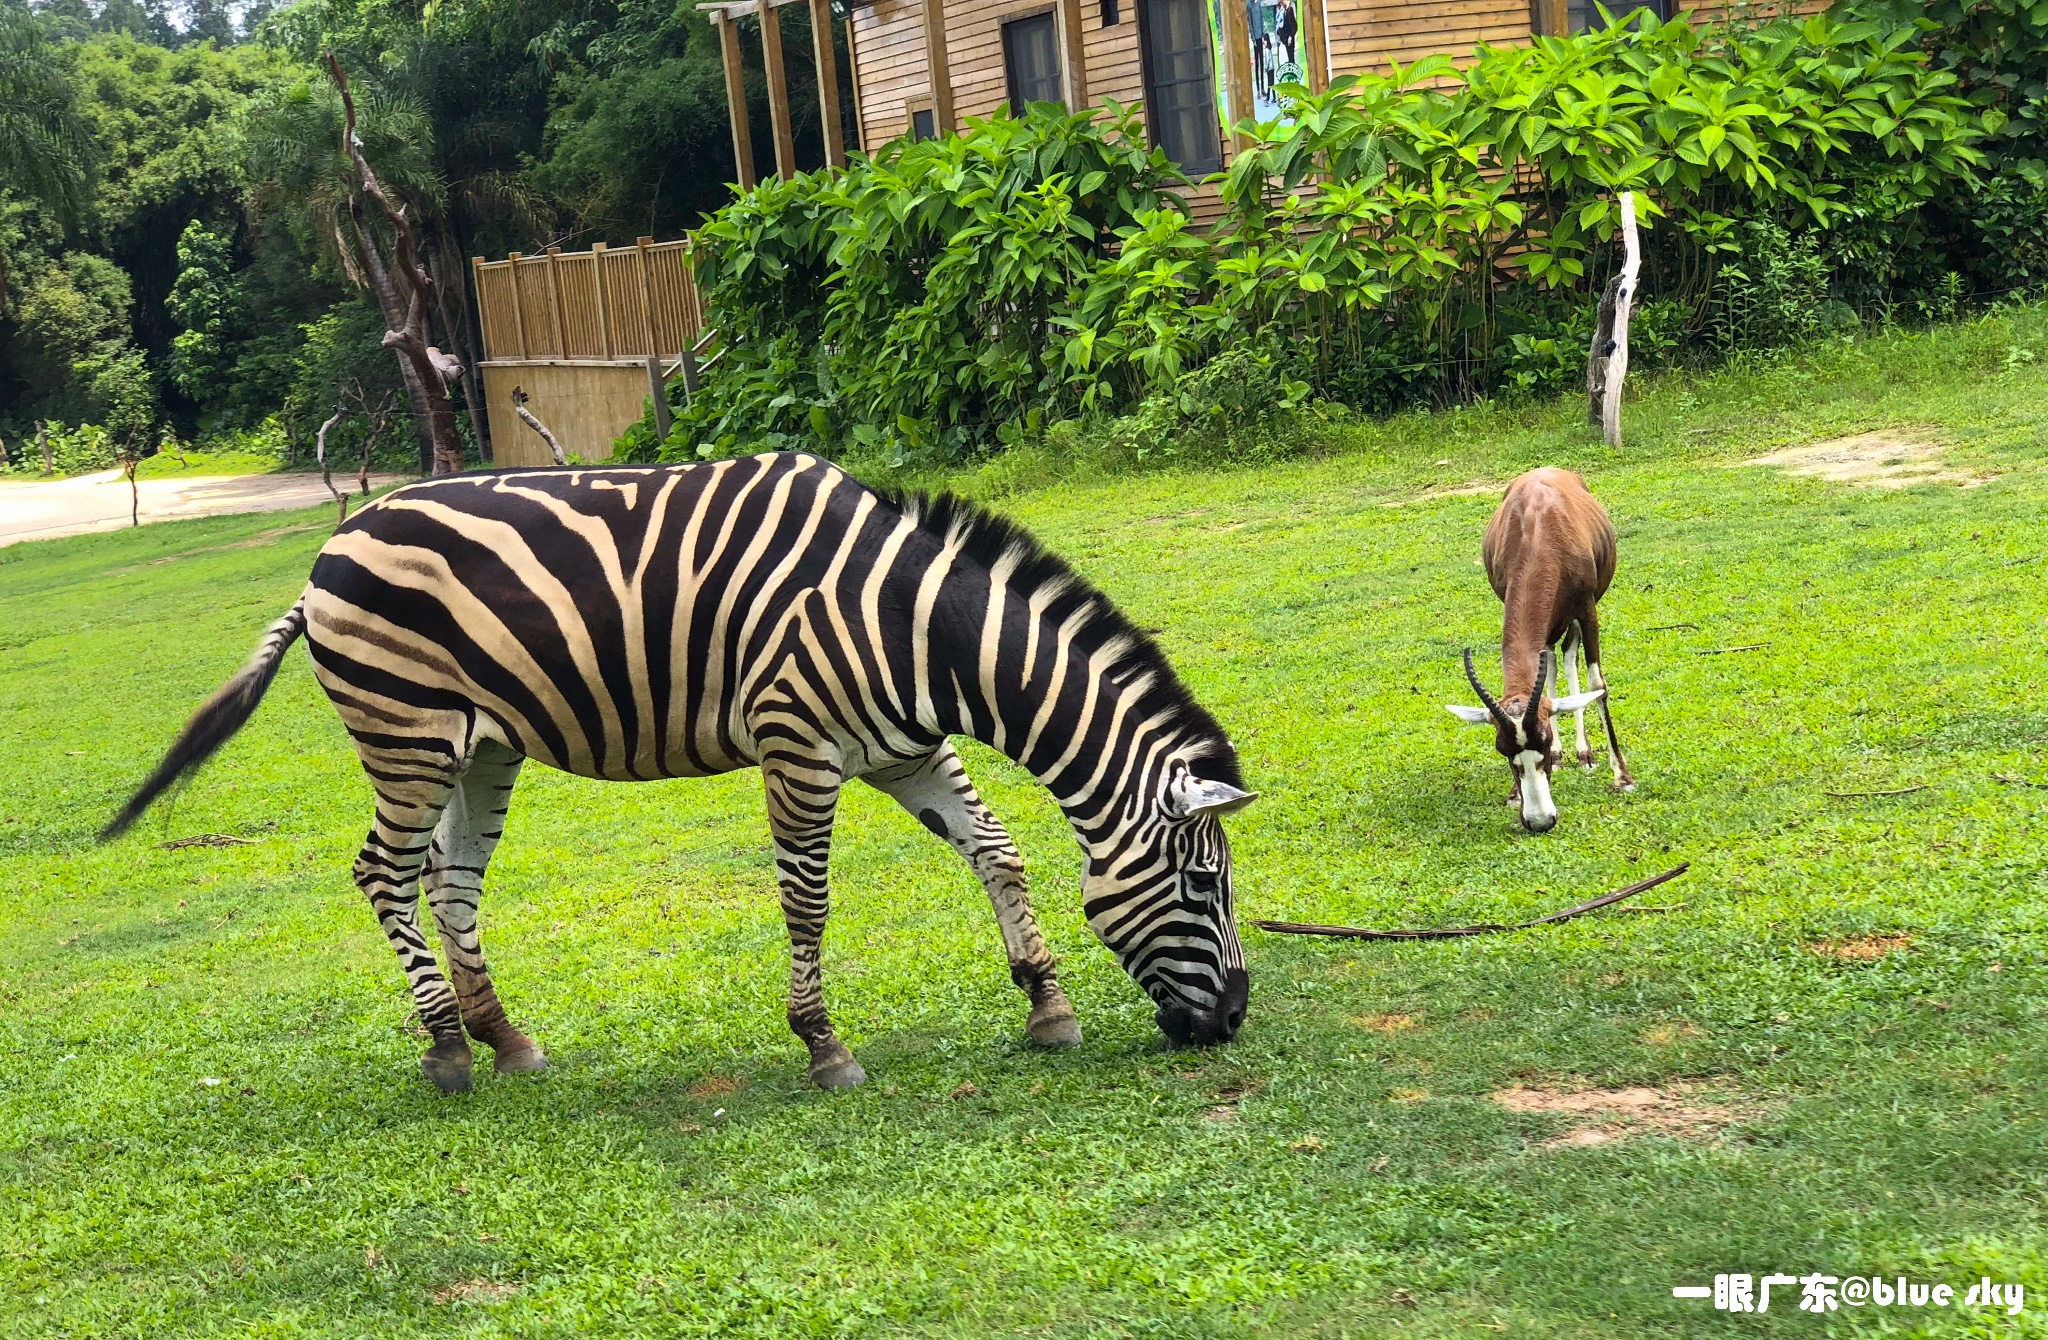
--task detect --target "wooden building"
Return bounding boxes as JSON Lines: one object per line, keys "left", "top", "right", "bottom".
{"left": 701, "top": 0, "right": 1674, "bottom": 191}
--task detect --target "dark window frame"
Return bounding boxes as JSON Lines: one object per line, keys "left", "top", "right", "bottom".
{"left": 1135, "top": 0, "right": 1223, "bottom": 175}
{"left": 1001, "top": 7, "right": 1065, "bottom": 113}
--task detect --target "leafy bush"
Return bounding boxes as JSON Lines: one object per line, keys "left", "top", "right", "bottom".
{"left": 652, "top": 11, "right": 1985, "bottom": 464}
{"left": 2, "top": 421, "right": 116, "bottom": 475}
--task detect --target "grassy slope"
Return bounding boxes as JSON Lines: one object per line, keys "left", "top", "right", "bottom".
{"left": 3, "top": 315, "right": 2047, "bottom": 1337}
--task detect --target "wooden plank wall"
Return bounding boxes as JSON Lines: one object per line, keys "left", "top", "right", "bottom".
{"left": 472, "top": 238, "right": 703, "bottom": 362}
{"left": 479, "top": 361, "right": 652, "bottom": 466}
{"left": 1324, "top": 0, "right": 1531, "bottom": 78}
{"left": 852, "top": 0, "right": 935, "bottom": 146}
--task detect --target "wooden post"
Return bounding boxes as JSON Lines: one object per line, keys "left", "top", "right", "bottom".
{"left": 1601, "top": 191, "right": 1639, "bottom": 449}
{"left": 809, "top": 0, "right": 846, "bottom": 167}
{"left": 507, "top": 252, "right": 530, "bottom": 358}
{"left": 715, "top": 12, "right": 758, "bottom": 189}
{"left": 647, "top": 356, "right": 674, "bottom": 444}
{"left": 1055, "top": 0, "right": 1088, "bottom": 112}
{"left": 469, "top": 255, "right": 490, "bottom": 361}
{"left": 1535, "top": 0, "right": 1567, "bottom": 37}
{"left": 845, "top": 9, "right": 865, "bottom": 151}
{"left": 636, "top": 235, "right": 661, "bottom": 358}
{"left": 1302, "top": 0, "right": 1329, "bottom": 92}
{"left": 1222, "top": 0, "right": 1255, "bottom": 148}
{"left": 919, "top": 0, "right": 954, "bottom": 132}
{"left": 37, "top": 421, "right": 51, "bottom": 475}
{"left": 592, "top": 242, "right": 614, "bottom": 358}
{"left": 760, "top": 4, "right": 798, "bottom": 181}
{"left": 545, "top": 246, "right": 568, "bottom": 356}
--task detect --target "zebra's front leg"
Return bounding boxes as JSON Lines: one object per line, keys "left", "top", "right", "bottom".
{"left": 423, "top": 740, "right": 546, "bottom": 1078}
{"left": 866, "top": 743, "right": 1080, "bottom": 1048}
{"left": 351, "top": 750, "right": 471, "bottom": 1092}
{"left": 762, "top": 750, "right": 865, "bottom": 1089}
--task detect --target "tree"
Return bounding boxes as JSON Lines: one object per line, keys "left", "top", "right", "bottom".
{"left": 0, "top": 4, "right": 94, "bottom": 305}
{"left": 166, "top": 220, "right": 238, "bottom": 409}
{"left": 327, "top": 51, "right": 465, "bottom": 475}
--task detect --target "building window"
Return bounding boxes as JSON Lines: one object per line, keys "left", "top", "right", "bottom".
{"left": 1103, "top": 0, "right": 1120, "bottom": 25}
{"left": 1003, "top": 11, "right": 1064, "bottom": 111}
{"left": 1567, "top": 0, "right": 1664, "bottom": 31}
{"left": 910, "top": 105, "right": 937, "bottom": 140}
{"left": 1138, "top": 0, "right": 1222, "bottom": 174}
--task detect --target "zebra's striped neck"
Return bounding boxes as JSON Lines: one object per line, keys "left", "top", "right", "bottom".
{"left": 896, "top": 493, "right": 1242, "bottom": 857}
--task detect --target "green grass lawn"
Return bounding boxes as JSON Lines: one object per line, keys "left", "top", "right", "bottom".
{"left": 5, "top": 313, "right": 2048, "bottom": 1337}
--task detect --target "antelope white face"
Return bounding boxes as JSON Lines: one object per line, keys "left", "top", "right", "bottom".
{"left": 1448, "top": 647, "right": 1602, "bottom": 835}
{"left": 1512, "top": 748, "right": 1557, "bottom": 833}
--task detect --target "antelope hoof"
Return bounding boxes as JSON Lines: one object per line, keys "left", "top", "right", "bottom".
{"left": 1027, "top": 1006, "right": 1083, "bottom": 1048}
{"left": 810, "top": 1056, "right": 868, "bottom": 1089}
{"left": 1616, "top": 779, "right": 1637, "bottom": 793}
{"left": 493, "top": 1045, "right": 548, "bottom": 1075}
{"left": 420, "top": 1041, "right": 474, "bottom": 1094}
{"left": 1578, "top": 749, "right": 1596, "bottom": 770}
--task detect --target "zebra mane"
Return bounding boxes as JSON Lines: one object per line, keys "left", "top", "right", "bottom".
{"left": 887, "top": 488, "right": 1245, "bottom": 789}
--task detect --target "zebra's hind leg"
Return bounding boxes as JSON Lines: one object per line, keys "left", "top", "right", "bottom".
{"left": 351, "top": 739, "right": 471, "bottom": 1093}
{"left": 761, "top": 748, "right": 865, "bottom": 1089}
{"left": 424, "top": 740, "right": 546, "bottom": 1078}
{"left": 866, "top": 743, "right": 1080, "bottom": 1048}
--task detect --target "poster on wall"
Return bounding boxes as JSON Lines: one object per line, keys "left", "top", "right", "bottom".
{"left": 1247, "top": 0, "right": 1305, "bottom": 122}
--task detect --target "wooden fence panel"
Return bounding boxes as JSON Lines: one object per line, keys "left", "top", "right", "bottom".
{"left": 473, "top": 237, "right": 703, "bottom": 363}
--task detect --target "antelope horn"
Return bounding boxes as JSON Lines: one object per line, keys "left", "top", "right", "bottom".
{"left": 1463, "top": 648, "right": 1509, "bottom": 727}
{"left": 1523, "top": 646, "right": 1552, "bottom": 740}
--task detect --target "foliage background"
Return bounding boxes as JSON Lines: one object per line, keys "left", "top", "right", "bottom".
{"left": 0, "top": 0, "right": 855, "bottom": 472}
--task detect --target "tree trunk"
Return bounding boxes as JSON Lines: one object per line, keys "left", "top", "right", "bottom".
{"left": 425, "top": 230, "right": 493, "bottom": 463}
{"left": 351, "top": 202, "right": 437, "bottom": 476}
{"left": 328, "top": 52, "right": 468, "bottom": 477}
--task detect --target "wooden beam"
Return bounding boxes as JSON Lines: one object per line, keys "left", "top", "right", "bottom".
{"left": 1055, "top": 0, "right": 1088, "bottom": 113}
{"left": 714, "top": 12, "right": 758, "bottom": 189}
{"left": 1533, "top": 0, "right": 1567, "bottom": 36}
{"left": 469, "top": 255, "right": 490, "bottom": 360}
{"left": 697, "top": 0, "right": 810, "bottom": 14}
{"left": 1302, "top": 0, "right": 1329, "bottom": 92}
{"left": 507, "top": 251, "right": 530, "bottom": 358}
{"left": 592, "top": 242, "right": 613, "bottom": 358}
{"left": 919, "top": 0, "right": 954, "bottom": 132}
{"left": 809, "top": 0, "right": 845, "bottom": 167}
{"left": 545, "top": 245, "right": 568, "bottom": 356}
{"left": 636, "top": 235, "right": 660, "bottom": 357}
{"left": 759, "top": 3, "right": 798, "bottom": 180}
{"left": 845, "top": 8, "right": 865, "bottom": 151}
{"left": 1221, "top": 0, "right": 1255, "bottom": 150}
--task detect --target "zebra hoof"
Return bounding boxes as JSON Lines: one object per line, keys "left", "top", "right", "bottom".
{"left": 420, "top": 1044, "right": 474, "bottom": 1094}
{"left": 493, "top": 1045, "right": 548, "bottom": 1075}
{"left": 1027, "top": 1009, "right": 1082, "bottom": 1048}
{"left": 810, "top": 1056, "right": 867, "bottom": 1090}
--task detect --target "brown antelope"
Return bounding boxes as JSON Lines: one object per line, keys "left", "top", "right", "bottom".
{"left": 1447, "top": 467, "right": 1634, "bottom": 833}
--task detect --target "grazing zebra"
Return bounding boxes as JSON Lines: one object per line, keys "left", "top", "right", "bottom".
{"left": 105, "top": 453, "right": 1256, "bottom": 1091}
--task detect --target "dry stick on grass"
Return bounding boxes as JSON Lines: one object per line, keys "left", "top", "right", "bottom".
{"left": 1993, "top": 772, "right": 2048, "bottom": 789}
{"left": 157, "top": 833, "right": 255, "bottom": 851}
{"left": 1697, "top": 643, "right": 1770, "bottom": 656}
{"left": 511, "top": 386, "right": 567, "bottom": 465}
{"left": 1646, "top": 622, "right": 1700, "bottom": 632}
{"left": 1252, "top": 863, "right": 1690, "bottom": 941}
{"left": 1824, "top": 785, "right": 1929, "bottom": 798}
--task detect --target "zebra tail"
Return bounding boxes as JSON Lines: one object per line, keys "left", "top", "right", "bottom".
{"left": 100, "top": 597, "right": 310, "bottom": 842}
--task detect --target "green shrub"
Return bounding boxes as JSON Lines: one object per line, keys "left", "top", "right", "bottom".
{"left": 653, "top": 10, "right": 1984, "bottom": 463}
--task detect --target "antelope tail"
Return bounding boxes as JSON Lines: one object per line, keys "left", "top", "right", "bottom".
{"left": 100, "top": 597, "right": 309, "bottom": 842}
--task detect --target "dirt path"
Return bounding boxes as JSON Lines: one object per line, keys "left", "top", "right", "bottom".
{"left": 0, "top": 470, "right": 409, "bottom": 548}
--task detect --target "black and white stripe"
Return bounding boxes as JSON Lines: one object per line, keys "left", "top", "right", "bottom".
{"left": 107, "top": 453, "right": 1255, "bottom": 1090}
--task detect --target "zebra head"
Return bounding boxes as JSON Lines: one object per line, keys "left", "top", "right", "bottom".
{"left": 1084, "top": 761, "right": 1257, "bottom": 1047}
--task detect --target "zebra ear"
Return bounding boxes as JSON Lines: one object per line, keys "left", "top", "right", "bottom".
{"left": 1166, "top": 774, "right": 1258, "bottom": 819}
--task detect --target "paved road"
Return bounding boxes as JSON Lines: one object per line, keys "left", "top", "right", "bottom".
{"left": 0, "top": 470, "right": 409, "bottom": 548}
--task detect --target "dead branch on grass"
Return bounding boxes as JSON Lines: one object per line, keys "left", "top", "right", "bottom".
{"left": 1251, "top": 864, "right": 1689, "bottom": 941}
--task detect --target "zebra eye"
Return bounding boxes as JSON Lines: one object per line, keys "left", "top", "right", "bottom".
{"left": 1185, "top": 868, "right": 1221, "bottom": 902}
